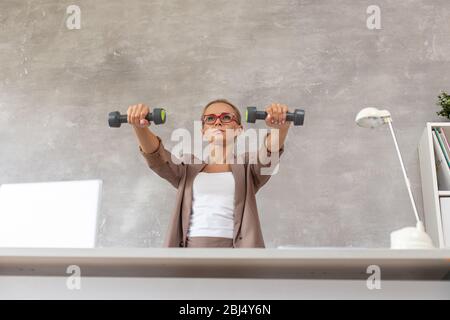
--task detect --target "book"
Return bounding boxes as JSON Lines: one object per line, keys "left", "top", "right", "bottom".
{"left": 434, "top": 128, "right": 450, "bottom": 168}
{"left": 438, "top": 197, "right": 450, "bottom": 247}
{"left": 438, "top": 128, "right": 450, "bottom": 168}
{"left": 432, "top": 129, "right": 450, "bottom": 190}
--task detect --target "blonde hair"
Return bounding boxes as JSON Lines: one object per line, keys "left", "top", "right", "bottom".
{"left": 201, "top": 99, "right": 242, "bottom": 125}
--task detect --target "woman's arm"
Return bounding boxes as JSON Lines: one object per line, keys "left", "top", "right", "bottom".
{"left": 249, "top": 103, "right": 291, "bottom": 191}
{"left": 266, "top": 125, "right": 289, "bottom": 152}
{"left": 133, "top": 126, "right": 160, "bottom": 154}
{"left": 128, "top": 104, "right": 160, "bottom": 153}
{"left": 264, "top": 103, "right": 291, "bottom": 152}
{"left": 128, "top": 104, "right": 184, "bottom": 188}
{"left": 249, "top": 132, "right": 285, "bottom": 192}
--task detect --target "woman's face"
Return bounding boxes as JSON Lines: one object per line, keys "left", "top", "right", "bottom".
{"left": 201, "top": 102, "right": 242, "bottom": 143}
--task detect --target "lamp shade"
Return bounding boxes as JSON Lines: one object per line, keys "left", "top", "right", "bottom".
{"left": 355, "top": 107, "right": 391, "bottom": 128}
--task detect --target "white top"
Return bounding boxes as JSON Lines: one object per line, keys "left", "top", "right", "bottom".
{"left": 187, "top": 172, "right": 235, "bottom": 238}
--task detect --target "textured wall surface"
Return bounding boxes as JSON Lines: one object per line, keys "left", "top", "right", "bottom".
{"left": 1, "top": 0, "right": 449, "bottom": 248}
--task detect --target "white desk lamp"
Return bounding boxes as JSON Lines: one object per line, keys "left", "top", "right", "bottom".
{"left": 355, "top": 107, "right": 435, "bottom": 249}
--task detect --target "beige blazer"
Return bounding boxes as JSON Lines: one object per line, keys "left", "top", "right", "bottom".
{"left": 139, "top": 134, "right": 285, "bottom": 248}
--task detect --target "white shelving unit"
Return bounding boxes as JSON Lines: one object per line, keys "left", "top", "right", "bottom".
{"left": 418, "top": 122, "right": 450, "bottom": 248}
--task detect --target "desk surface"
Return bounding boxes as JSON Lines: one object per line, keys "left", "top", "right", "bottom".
{"left": 1, "top": 248, "right": 449, "bottom": 280}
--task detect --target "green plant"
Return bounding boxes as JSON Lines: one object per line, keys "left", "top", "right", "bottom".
{"left": 436, "top": 91, "right": 450, "bottom": 119}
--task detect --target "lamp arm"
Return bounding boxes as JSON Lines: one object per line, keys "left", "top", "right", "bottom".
{"left": 385, "top": 118, "right": 421, "bottom": 223}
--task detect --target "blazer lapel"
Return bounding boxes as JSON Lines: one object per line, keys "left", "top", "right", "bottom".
{"left": 231, "top": 164, "right": 245, "bottom": 240}
{"left": 182, "top": 162, "right": 207, "bottom": 240}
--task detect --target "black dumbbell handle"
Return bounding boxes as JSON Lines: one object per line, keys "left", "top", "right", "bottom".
{"left": 115, "top": 113, "right": 153, "bottom": 124}
{"left": 254, "top": 111, "right": 299, "bottom": 122}
{"left": 247, "top": 106, "right": 305, "bottom": 126}
{"left": 108, "top": 108, "right": 166, "bottom": 127}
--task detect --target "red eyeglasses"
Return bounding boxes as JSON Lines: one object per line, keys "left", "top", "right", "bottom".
{"left": 202, "top": 112, "right": 239, "bottom": 125}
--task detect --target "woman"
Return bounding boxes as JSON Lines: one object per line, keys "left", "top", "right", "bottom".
{"left": 128, "top": 99, "right": 291, "bottom": 248}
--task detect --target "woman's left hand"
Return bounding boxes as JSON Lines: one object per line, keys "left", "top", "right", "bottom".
{"left": 265, "top": 103, "right": 291, "bottom": 131}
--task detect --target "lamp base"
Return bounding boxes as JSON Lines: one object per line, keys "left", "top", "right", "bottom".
{"left": 390, "top": 221, "right": 435, "bottom": 249}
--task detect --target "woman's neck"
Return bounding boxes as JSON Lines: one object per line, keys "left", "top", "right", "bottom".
{"left": 207, "top": 141, "right": 234, "bottom": 164}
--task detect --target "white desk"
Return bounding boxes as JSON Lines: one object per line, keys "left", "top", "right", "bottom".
{"left": 1, "top": 248, "right": 449, "bottom": 299}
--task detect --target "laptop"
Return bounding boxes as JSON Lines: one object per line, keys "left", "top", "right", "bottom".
{"left": 0, "top": 179, "right": 102, "bottom": 248}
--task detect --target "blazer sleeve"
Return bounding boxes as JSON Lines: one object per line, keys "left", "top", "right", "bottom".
{"left": 139, "top": 135, "right": 185, "bottom": 188}
{"left": 249, "top": 132, "right": 285, "bottom": 192}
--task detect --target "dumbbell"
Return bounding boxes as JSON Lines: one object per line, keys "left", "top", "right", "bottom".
{"left": 245, "top": 106, "right": 305, "bottom": 126}
{"left": 108, "top": 108, "right": 166, "bottom": 128}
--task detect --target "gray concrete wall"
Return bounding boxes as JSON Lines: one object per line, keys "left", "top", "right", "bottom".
{"left": 1, "top": 0, "right": 449, "bottom": 248}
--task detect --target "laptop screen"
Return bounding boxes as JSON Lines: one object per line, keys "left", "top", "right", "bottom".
{"left": 0, "top": 179, "right": 102, "bottom": 248}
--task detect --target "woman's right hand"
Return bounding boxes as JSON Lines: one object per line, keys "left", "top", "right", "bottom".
{"left": 127, "top": 104, "right": 151, "bottom": 128}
